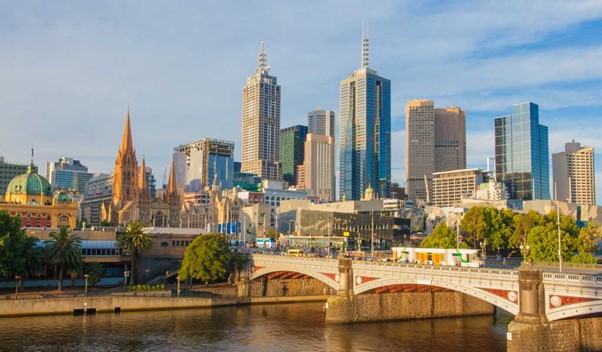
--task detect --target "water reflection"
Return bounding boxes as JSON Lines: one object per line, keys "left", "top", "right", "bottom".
{"left": 0, "top": 303, "right": 509, "bottom": 352}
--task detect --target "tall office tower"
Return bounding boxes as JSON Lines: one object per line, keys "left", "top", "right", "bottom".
{"left": 0, "top": 156, "right": 35, "bottom": 198}
{"left": 435, "top": 107, "right": 466, "bottom": 172}
{"left": 308, "top": 110, "right": 335, "bottom": 138}
{"left": 340, "top": 24, "right": 391, "bottom": 200}
{"left": 80, "top": 173, "right": 113, "bottom": 225}
{"left": 241, "top": 42, "right": 282, "bottom": 181}
{"left": 304, "top": 134, "right": 335, "bottom": 202}
{"left": 46, "top": 157, "right": 94, "bottom": 193}
{"left": 405, "top": 100, "right": 435, "bottom": 202}
{"left": 173, "top": 138, "right": 235, "bottom": 192}
{"left": 553, "top": 140, "right": 595, "bottom": 206}
{"left": 495, "top": 102, "right": 550, "bottom": 201}
{"left": 280, "top": 125, "right": 308, "bottom": 186}
{"left": 145, "top": 166, "right": 157, "bottom": 198}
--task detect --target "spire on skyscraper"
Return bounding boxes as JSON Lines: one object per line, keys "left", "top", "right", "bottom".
{"left": 361, "top": 20, "right": 370, "bottom": 69}
{"left": 257, "top": 41, "right": 271, "bottom": 74}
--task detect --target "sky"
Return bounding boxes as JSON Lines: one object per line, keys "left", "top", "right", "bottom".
{"left": 1, "top": 0, "right": 601, "bottom": 204}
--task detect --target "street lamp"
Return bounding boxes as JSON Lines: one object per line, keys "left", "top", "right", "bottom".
{"left": 15, "top": 275, "right": 21, "bottom": 297}
{"left": 84, "top": 274, "right": 90, "bottom": 297}
{"left": 145, "top": 269, "right": 150, "bottom": 284}
{"left": 123, "top": 270, "right": 130, "bottom": 291}
{"left": 176, "top": 276, "right": 181, "bottom": 298}
{"left": 520, "top": 244, "right": 531, "bottom": 265}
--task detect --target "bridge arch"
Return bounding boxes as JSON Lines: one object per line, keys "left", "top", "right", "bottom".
{"left": 249, "top": 266, "right": 340, "bottom": 292}
{"left": 353, "top": 277, "right": 520, "bottom": 315}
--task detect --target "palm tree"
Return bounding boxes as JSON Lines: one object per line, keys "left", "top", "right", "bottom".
{"left": 23, "top": 236, "right": 45, "bottom": 278}
{"left": 45, "top": 226, "right": 82, "bottom": 291}
{"left": 116, "top": 221, "right": 152, "bottom": 285}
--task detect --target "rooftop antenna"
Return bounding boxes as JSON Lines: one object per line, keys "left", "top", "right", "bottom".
{"left": 257, "top": 41, "right": 270, "bottom": 73}
{"left": 361, "top": 20, "right": 370, "bottom": 69}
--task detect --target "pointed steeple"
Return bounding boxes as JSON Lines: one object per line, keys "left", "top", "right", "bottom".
{"left": 119, "top": 109, "right": 135, "bottom": 154}
{"left": 166, "top": 159, "right": 177, "bottom": 194}
{"left": 361, "top": 20, "right": 370, "bottom": 69}
{"left": 138, "top": 156, "right": 148, "bottom": 189}
{"left": 256, "top": 41, "right": 271, "bottom": 74}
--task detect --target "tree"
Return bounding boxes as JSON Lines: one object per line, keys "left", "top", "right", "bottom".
{"left": 420, "top": 222, "right": 459, "bottom": 249}
{"left": 0, "top": 210, "right": 29, "bottom": 279}
{"left": 460, "top": 207, "right": 489, "bottom": 249}
{"left": 179, "top": 233, "right": 232, "bottom": 284}
{"left": 577, "top": 221, "right": 602, "bottom": 255}
{"left": 23, "top": 236, "right": 45, "bottom": 278}
{"left": 116, "top": 221, "right": 152, "bottom": 285}
{"left": 85, "top": 262, "right": 104, "bottom": 287}
{"left": 265, "top": 228, "right": 278, "bottom": 241}
{"left": 45, "top": 226, "right": 82, "bottom": 291}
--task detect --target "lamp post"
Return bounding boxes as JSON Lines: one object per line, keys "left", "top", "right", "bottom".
{"left": 15, "top": 275, "right": 21, "bottom": 297}
{"left": 520, "top": 244, "right": 531, "bottom": 265}
{"left": 84, "top": 274, "right": 89, "bottom": 297}
{"left": 145, "top": 269, "right": 150, "bottom": 284}
{"left": 176, "top": 276, "right": 181, "bottom": 298}
{"left": 123, "top": 270, "right": 130, "bottom": 291}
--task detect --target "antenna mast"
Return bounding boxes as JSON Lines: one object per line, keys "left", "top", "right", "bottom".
{"left": 361, "top": 20, "right": 370, "bottom": 68}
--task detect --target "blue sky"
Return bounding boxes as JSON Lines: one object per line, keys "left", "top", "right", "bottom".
{"left": 1, "top": 1, "right": 601, "bottom": 204}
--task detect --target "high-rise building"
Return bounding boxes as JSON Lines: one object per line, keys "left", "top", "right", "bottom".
{"left": 405, "top": 101, "right": 466, "bottom": 202}
{"left": 495, "top": 102, "right": 550, "bottom": 201}
{"left": 553, "top": 140, "right": 595, "bottom": 206}
{"left": 435, "top": 107, "right": 466, "bottom": 172}
{"left": 0, "top": 156, "right": 35, "bottom": 198}
{"left": 145, "top": 166, "right": 157, "bottom": 198}
{"left": 304, "top": 134, "right": 335, "bottom": 202}
{"left": 432, "top": 169, "right": 483, "bottom": 207}
{"left": 308, "top": 110, "right": 335, "bottom": 138}
{"left": 173, "top": 138, "right": 235, "bottom": 192}
{"left": 80, "top": 173, "right": 113, "bottom": 225}
{"left": 280, "top": 125, "right": 308, "bottom": 186}
{"left": 46, "top": 157, "right": 93, "bottom": 193}
{"left": 340, "top": 25, "right": 391, "bottom": 200}
{"left": 241, "top": 42, "right": 282, "bottom": 181}
{"left": 405, "top": 100, "right": 435, "bottom": 202}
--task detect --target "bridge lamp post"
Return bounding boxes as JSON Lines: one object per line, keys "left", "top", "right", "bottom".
{"left": 123, "top": 270, "right": 130, "bottom": 291}
{"left": 519, "top": 244, "right": 531, "bottom": 265}
{"left": 176, "top": 276, "right": 181, "bottom": 298}
{"left": 15, "top": 275, "right": 21, "bottom": 297}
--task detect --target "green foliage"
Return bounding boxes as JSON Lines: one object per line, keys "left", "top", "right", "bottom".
{"left": 265, "top": 228, "right": 278, "bottom": 241}
{"left": 0, "top": 210, "right": 30, "bottom": 279}
{"left": 460, "top": 207, "right": 490, "bottom": 249}
{"left": 570, "top": 252, "right": 597, "bottom": 264}
{"left": 116, "top": 221, "right": 152, "bottom": 284}
{"left": 85, "top": 262, "right": 104, "bottom": 287}
{"left": 23, "top": 235, "right": 45, "bottom": 278}
{"left": 420, "top": 222, "right": 459, "bottom": 249}
{"left": 99, "top": 219, "right": 113, "bottom": 227}
{"left": 127, "top": 284, "right": 165, "bottom": 292}
{"left": 179, "top": 233, "right": 232, "bottom": 283}
{"left": 578, "top": 222, "right": 602, "bottom": 254}
{"left": 45, "top": 226, "right": 82, "bottom": 291}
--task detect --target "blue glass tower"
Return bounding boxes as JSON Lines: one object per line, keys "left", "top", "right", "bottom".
{"left": 495, "top": 102, "right": 550, "bottom": 200}
{"left": 340, "top": 26, "right": 391, "bottom": 200}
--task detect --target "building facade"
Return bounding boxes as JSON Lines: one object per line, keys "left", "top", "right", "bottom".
{"left": 173, "top": 138, "right": 235, "bottom": 192}
{"left": 434, "top": 107, "right": 466, "bottom": 173}
{"left": 304, "top": 134, "right": 335, "bottom": 202}
{"left": 279, "top": 125, "right": 308, "bottom": 186}
{"left": 553, "top": 140, "right": 596, "bottom": 206}
{"left": 495, "top": 102, "right": 550, "bottom": 200}
{"left": 46, "top": 157, "right": 93, "bottom": 193}
{"left": 241, "top": 42, "right": 282, "bottom": 181}
{"left": 340, "top": 28, "right": 391, "bottom": 200}
{"left": 80, "top": 173, "right": 113, "bottom": 225}
{"left": 432, "top": 169, "right": 483, "bottom": 207}
{"left": 308, "top": 109, "right": 335, "bottom": 138}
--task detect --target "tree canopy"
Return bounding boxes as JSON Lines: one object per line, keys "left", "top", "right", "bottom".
{"left": 420, "top": 222, "right": 461, "bottom": 249}
{"left": 0, "top": 210, "right": 29, "bottom": 279}
{"left": 45, "top": 226, "right": 82, "bottom": 291}
{"left": 179, "top": 233, "right": 233, "bottom": 283}
{"left": 116, "top": 221, "right": 152, "bottom": 284}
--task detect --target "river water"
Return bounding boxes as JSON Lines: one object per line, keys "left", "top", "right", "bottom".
{"left": 0, "top": 303, "right": 511, "bottom": 352}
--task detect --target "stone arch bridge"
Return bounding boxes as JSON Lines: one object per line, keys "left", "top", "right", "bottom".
{"left": 248, "top": 254, "right": 602, "bottom": 322}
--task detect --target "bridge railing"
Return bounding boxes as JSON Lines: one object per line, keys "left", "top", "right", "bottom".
{"left": 542, "top": 272, "right": 602, "bottom": 286}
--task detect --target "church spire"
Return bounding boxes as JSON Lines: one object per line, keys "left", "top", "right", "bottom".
{"left": 166, "top": 159, "right": 177, "bottom": 194}
{"left": 361, "top": 20, "right": 370, "bottom": 69}
{"left": 138, "top": 156, "right": 148, "bottom": 189}
{"left": 119, "top": 109, "right": 135, "bottom": 154}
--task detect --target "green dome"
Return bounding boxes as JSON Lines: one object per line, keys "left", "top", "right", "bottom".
{"left": 6, "top": 163, "right": 53, "bottom": 197}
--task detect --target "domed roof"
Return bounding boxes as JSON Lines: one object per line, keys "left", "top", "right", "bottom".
{"left": 6, "top": 163, "right": 53, "bottom": 197}
{"left": 54, "top": 191, "right": 72, "bottom": 203}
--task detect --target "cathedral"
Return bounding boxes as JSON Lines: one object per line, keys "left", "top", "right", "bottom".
{"left": 102, "top": 111, "right": 180, "bottom": 227}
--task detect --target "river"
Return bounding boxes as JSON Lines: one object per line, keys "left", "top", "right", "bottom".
{"left": 0, "top": 303, "right": 511, "bottom": 351}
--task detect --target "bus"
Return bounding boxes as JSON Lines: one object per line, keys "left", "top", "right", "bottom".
{"left": 256, "top": 237, "right": 276, "bottom": 249}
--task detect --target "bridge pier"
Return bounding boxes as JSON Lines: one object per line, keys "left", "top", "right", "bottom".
{"left": 507, "top": 268, "right": 602, "bottom": 352}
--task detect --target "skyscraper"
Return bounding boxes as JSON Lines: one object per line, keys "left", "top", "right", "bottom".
{"left": 308, "top": 110, "right": 335, "bottom": 138}
{"left": 405, "top": 100, "right": 466, "bottom": 202}
{"left": 553, "top": 140, "right": 595, "bottom": 206}
{"left": 304, "top": 134, "right": 335, "bottom": 202}
{"left": 241, "top": 42, "right": 282, "bottom": 181}
{"left": 279, "top": 125, "right": 308, "bottom": 186}
{"left": 340, "top": 24, "right": 391, "bottom": 200}
{"left": 46, "top": 157, "right": 93, "bottom": 193}
{"left": 495, "top": 102, "right": 550, "bottom": 201}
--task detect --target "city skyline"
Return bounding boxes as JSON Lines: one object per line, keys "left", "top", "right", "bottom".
{"left": 1, "top": 1, "right": 601, "bottom": 203}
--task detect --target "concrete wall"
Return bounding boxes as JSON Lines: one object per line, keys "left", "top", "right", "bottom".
{"left": 508, "top": 318, "right": 602, "bottom": 352}
{"left": 325, "top": 291, "right": 495, "bottom": 324}
{"left": 249, "top": 277, "right": 336, "bottom": 297}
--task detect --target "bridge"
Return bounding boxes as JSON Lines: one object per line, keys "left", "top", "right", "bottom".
{"left": 248, "top": 254, "right": 602, "bottom": 322}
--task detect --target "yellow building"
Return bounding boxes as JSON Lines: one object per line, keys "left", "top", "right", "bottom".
{"left": 1, "top": 163, "right": 77, "bottom": 227}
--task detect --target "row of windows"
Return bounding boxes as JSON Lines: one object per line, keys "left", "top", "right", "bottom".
{"left": 83, "top": 248, "right": 120, "bottom": 256}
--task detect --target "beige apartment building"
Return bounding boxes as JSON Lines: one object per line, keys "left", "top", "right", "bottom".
{"left": 304, "top": 134, "right": 335, "bottom": 202}
{"left": 553, "top": 140, "right": 596, "bottom": 206}
{"left": 432, "top": 169, "right": 483, "bottom": 207}
{"left": 241, "top": 42, "right": 282, "bottom": 180}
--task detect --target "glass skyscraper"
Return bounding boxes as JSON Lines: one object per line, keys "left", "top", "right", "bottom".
{"left": 495, "top": 102, "right": 550, "bottom": 201}
{"left": 280, "top": 125, "right": 308, "bottom": 186}
{"left": 340, "top": 27, "right": 391, "bottom": 200}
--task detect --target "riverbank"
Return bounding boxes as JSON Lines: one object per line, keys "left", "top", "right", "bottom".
{"left": 0, "top": 294, "right": 330, "bottom": 318}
